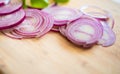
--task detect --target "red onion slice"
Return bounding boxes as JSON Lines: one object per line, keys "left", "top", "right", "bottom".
{"left": 80, "top": 5, "right": 109, "bottom": 20}
{"left": 0, "top": 9, "right": 25, "bottom": 30}
{"left": 9, "top": 9, "right": 54, "bottom": 38}
{"left": 37, "top": 11, "right": 54, "bottom": 37}
{"left": 66, "top": 15, "right": 103, "bottom": 46}
{"left": 14, "top": 9, "right": 43, "bottom": 36}
{"left": 98, "top": 21, "right": 116, "bottom": 47}
{"left": 43, "top": 6, "right": 83, "bottom": 25}
{"left": 0, "top": 0, "right": 22, "bottom": 15}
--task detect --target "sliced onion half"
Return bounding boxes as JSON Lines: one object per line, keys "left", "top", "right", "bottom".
{"left": 0, "top": 9, "right": 25, "bottom": 30}
{"left": 66, "top": 15, "right": 103, "bottom": 46}
{"left": 0, "top": 0, "right": 22, "bottom": 15}
{"left": 98, "top": 21, "right": 116, "bottom": 47}
{"left": 43, "top": 6, "right": 83, "bottom": 25}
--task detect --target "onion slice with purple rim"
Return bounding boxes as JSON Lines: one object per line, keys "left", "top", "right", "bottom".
{"left": 0, "top": 0, "right": 22, "bottom": 15}
{"left": 80, "top": 5, "right": 114, "bottom": 29}
{"left": 43, "top": 6, "right": 83, "bottom": 25}
{"left": 0, "top": 9, "right": 25, "bottom": 30}
{"left": 14, "top": 9, "right": 44, "bottom": 36}
{"left": 98, "top": 21, "right": 116, "bottom": 47}
{"left": 66, "top": 15, "right": 103, "bottom": 46}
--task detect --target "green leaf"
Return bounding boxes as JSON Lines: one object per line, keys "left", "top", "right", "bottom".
{"left": 30, "top": 0, "right": 49, "bottom": 8}
{"left": 54, "top": 0, "right": 69, "bottom": 3}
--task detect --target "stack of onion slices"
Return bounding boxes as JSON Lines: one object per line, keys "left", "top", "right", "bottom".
{"left": 0, "top": 1, "right": 116, "bottom": 47}
{"left": 2, "top": 9, "right": 54, "bottom": 39}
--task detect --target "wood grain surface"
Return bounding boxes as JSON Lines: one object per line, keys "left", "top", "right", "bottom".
{"left": 0, "top": 0, "right": 120, "bottom": 74}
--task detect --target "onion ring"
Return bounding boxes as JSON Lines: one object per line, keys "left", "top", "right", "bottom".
{"left": 0, "top": 9, "right": 25, "bottom": 30}
{"left": 14, "top": 9, "right": 44, "bottom": 36}
{"left": 98, "top": 21, "right": 116, "bottom": 47}
{"left": 0, "top": 0, "right": 22, "bottom": 15}
{"left": 66, "top": 15, "right": 103, "bottom": 46}
{"left": 43, "top": 6, "right": 83, "bottom": 25}
{"left": 80, "top": 5, "right": 109, "bottom": 20}
{"left": 37, "top": 11, "right": 54, "bottom": 37}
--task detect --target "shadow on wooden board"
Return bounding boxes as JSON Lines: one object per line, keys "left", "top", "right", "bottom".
{"left": 0, "top": 69, "right": 4, "bottom": 74}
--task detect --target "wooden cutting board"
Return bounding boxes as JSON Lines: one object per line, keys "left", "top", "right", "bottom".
{"left": 0, "top": 0, "right": 120, "bottom": 74}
